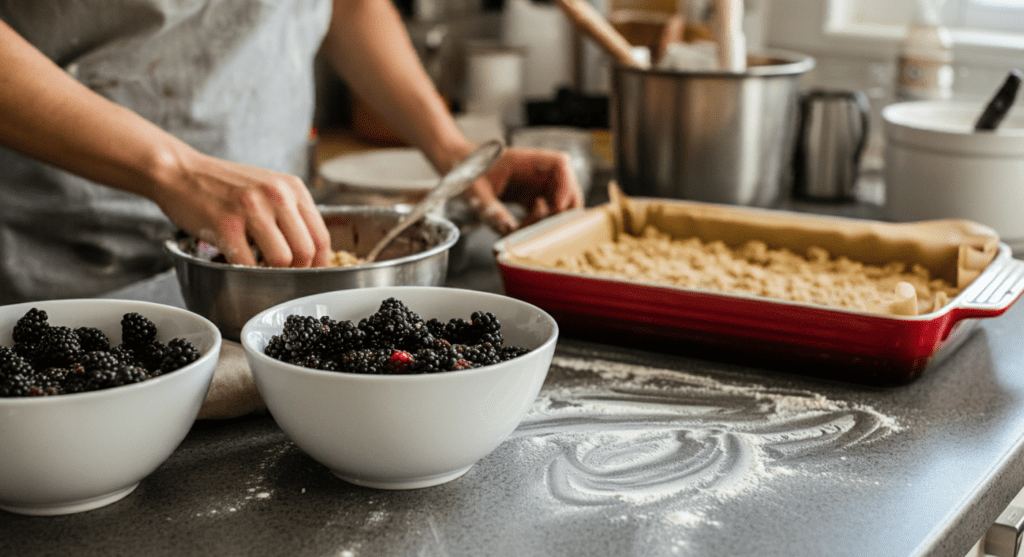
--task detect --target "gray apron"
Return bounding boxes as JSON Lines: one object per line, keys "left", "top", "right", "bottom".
{"left": 0, "top": 0, "right": 331, "bottom": 304}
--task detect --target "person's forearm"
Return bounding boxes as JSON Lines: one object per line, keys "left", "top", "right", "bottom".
{"left": 0, "top": 20, "right": 188, "bottom": 200}
{"left": 321, "top": 0, "right": 474, "bottom": 174}
{"left": 0, "top": 20, "right": 332, "bottom": 268}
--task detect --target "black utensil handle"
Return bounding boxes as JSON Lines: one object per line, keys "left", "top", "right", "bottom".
{"left": 975, "top": 69, "right": 1023, "bottom": 131}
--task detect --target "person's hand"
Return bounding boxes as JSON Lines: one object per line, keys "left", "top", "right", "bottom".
{"left": 151, "top": 150, "right": 332, "bottom": 268}
{"left": 464, "top": 147, "right": 585, "bottom": 235}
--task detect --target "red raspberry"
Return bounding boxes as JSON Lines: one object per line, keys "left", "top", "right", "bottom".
{"left": 385, "top": 350, "right": 415, "bottom": 374}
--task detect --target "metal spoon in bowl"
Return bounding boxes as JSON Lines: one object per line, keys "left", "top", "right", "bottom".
{"left": 364, "top": 139, "right": 505, "bottom": 263}
{"left": 974, "top": 69, "right": 1022, "bottom": 132}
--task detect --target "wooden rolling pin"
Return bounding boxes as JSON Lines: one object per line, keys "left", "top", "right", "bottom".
{"left": 554, "top": 0, "right": 649, "bottom": 69}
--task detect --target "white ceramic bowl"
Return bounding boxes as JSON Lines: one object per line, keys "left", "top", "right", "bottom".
{"left": 883, "top": 100, "right": 1024, "bottom": 250}
{"left": 0, "top": 299, "right": 222, "bottom": 515}
{"left": 240, "top": 286, "right": 558, "bottom": 490}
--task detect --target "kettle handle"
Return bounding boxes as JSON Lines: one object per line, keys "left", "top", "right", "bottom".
{"left": 793, "top": 89, "right": 872, "bottom": 200}
{"left": 850, "top": 90, "right": 871, "bottom": 170}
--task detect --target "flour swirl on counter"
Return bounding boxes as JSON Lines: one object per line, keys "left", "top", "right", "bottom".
{"left": 511, "top": 356, "right": 902, "bottom": 508}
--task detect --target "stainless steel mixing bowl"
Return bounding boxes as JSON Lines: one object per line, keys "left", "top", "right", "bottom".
{"left": 164, "top": 206, "right": 459, "bottom": 341}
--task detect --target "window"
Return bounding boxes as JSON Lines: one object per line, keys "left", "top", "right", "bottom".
{"left": 839, "top": 0, "right": 1024, "bottom": 32}
{"left": 765, "top": 0, "right": 1024, "bottom": 69}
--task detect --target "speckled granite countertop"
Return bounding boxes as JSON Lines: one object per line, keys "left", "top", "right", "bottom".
{"left": 4, "top": 221, "right": 1024, "bottom": 557}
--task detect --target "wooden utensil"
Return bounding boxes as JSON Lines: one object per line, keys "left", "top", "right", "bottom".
{"left": 656, "top": 13, "right": 686, "bottom": 65}
{"left": 554, "top": 0, "right": 649, "bottom": 69}
{"left": 713, "top": 0, "right": 746, "bottom": 72}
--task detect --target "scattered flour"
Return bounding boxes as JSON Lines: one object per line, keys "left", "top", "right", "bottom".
{"left": 189, "top": 440, "right": 293, "bottom": 518}
{"left": 511, "top": 354, "right": 903, "bottom": 526}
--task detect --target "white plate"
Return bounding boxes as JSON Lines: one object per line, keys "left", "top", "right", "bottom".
{"left": 318, "top": 148, "right": 439, "bottom": 192}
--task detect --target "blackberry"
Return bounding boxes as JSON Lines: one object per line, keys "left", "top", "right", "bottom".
{"left": 12, "top": 308, "right": 50, "bottom": 363}
{"left": 80, "top": 350, "right": 122, "bottom": 372}
{"left": 13, "top": 340, "right": 40, "bottom": 364}
{"left": 271, "top": 298, "right": 533, "bottom": 376}
{"left": 412, "top": 346, "right": 459, "bottom": 373}
{"left": 335, "top": 348, "right": 390, "bottom": 375}
{"left": 75, "top": 327, "right": 110, "bottom": 352}
{"left": 0, "top": 371, "right": 37, "bottom": 397}
{"left": 12, "top": 308, "right": 48, "bottom": 345}
{"left": 0, "top": 345, "right": 21, "bottom": 368}
{"left": 76, "top": 360, "right": 147, "bottom": 392}
{"left": 359, "top": 298, "right": 423, "bottom": 349}
{"left": 442, "top": 318, "right": 471, "bottom": 344}
{"left": 0, "top": 348, "right": 34, "bottom": 381}
{"left": 292, "top": 352, "right": 327, "bottom": 370}
{"left": 26, "top": 374, "right": 64, "bottom": 396}
{"left": 425, "top": 318, "right": 446, "bottom": 340}
{"left": 471, "top": 311, "right": 503, "bottom": 347}
{"left": 36, "top": 326, "right": 83, "bottom": 368}
{"left": 62, "top": 363, "right": 91, "bottom": 394}
{"left": 263, "top": 335, "right": 289, "bottom": 362}
{"left": 499, "top": 345, "right": 530, "bottom": 362}
{"left": 456, "top": 342, "right": 501, "bottom": 367}
{"left": 402, "top": 321, "right": 438, "bottom": 351}
{"left": 317, "top": 317, "right": 365, "bottom": 358}
{"left": 275, "top": 315, "right": 325, "bottom": 363}
{"left": 38, "top": 366, "right": 70, "bottom": 384}
{"left": 110, "top": 365, "right": 148, "bottom": 387}
{"left": 132, "top": 340, "right": 168, "bottom": 372}
{"left": 160, "top": 338, "right": 200, "bottom": 373}
{"left": 443, "top": 312, "right": 502, "bottom": 347}
{"left": 74, "top": 351, "right": 122, "bottom": 392}
{"left": 121, "top": 312, "right": 157, "bottom": 347}
{"left": 110, "top": 345, "right": 138, "bottom": 367}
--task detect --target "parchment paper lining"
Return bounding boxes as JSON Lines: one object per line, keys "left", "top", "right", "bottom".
{"left": 505, "top": 184, "right": 1000, "bottom": 307}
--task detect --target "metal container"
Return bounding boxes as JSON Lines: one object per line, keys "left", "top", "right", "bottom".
{"left": 792, "top": 89, "right": 870, "bottom": 202}
{"left": 612, "top": 51, "right": 815, "bottom": 207}
{"left": 164, "top": 206, "right": 459, "bottom": 341}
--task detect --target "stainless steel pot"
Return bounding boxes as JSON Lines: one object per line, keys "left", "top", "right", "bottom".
{"left": 164, "top": 206, "right": 459, "bottom": 341}
{"left": 612, "top": 51, "right": 815, "bottom": 207}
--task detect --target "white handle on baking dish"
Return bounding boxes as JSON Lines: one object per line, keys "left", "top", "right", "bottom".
{"left": 954, "top": 245, "right": 1024, "bottom": 318}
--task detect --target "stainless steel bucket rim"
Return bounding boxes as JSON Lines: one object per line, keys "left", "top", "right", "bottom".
{"left": 614, "top": 49, "right": 815, "bottom": 79}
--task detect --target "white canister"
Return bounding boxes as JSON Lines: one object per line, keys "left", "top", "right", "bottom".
{"left": 464, "top": 42, "right": 526, "bottom": 128}
{"left": 502, "top": 0, "right": 573, "bottom": 100}
{"left": 883, "top": 100, "right": 1024, "bottom": 250}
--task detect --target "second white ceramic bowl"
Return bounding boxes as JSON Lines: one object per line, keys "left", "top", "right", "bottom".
{"left": 883, "top": 100, "right": 1024, "bottom": 249}
{"left": 0, "top": 299, "right": 221, "bottom": 515}
{"left": 241, "top": 286, "right": 558, "bottom": 489}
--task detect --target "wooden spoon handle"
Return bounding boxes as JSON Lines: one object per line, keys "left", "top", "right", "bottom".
{"left": 555, "top": 0, "right": 647, "bottom": 69}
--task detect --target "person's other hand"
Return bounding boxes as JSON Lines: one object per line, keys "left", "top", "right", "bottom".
{"left": 152, "top": 151, "right": 332, "bottom": 268}
{"left": 464, "top": 147, "right": 584, "bottom": 235}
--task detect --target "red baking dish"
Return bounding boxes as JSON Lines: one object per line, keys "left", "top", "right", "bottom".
{"left": 494, "top": 200, "right": 1024, "bottom": 386}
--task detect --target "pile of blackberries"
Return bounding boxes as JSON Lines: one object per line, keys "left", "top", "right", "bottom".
{"left": 264, "top": 297, "right": 531, "bottom": 375}
{"left": 0, "top": 308, "right": 202, "bottom": 397}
